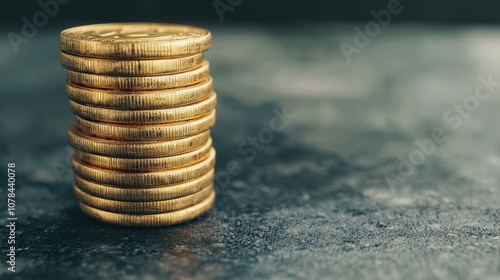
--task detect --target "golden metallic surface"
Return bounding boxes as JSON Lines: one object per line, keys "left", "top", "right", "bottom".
{"left": 60, "top": 51, "right": 204, "bottom": 76}
{"left": 78, "top": 190, "right": 215, "bottom": 227}
{"left": 67, "top": 60, "right": 209, "bottom": 90}
{"left": 68, "top": 125, "right": 210, "bottom": 158}
{"left": 61, "top": 23, "right": 218, "bottom": 224}
{"left": 69, "top": 93, "right": 216, "bottom": 124}
{"left": 74, "top": 170, "right": 214, "bottom": 202}
{"left": 65, "top": 79, "right": 213, "bottom": 109}
{"left": 61, "top": 23, "right": 211, "bottom": 59}
{"left": 74, "top": 183, "right": 213, "bottom": 214}
{"left": 73, "top": 138, "right": 212, "bottom": 171}
{"left": 72, "top": 149, "right": 216, "bottom": 187}
{"left": 75, "top": 110, "right": 216, "bottom": 141}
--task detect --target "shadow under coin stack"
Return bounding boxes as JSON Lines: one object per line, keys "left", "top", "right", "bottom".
{"left": 60, "top": 23, "right": 216, "bottom": 227}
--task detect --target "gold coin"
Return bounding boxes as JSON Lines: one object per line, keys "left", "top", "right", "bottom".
{"left": 74, "top": 183, "right": 213, "bottom": 214}
{"left": 74, "top": 170, "right": 214, "bottom": 202}
{"left": 72, "top": 148, "right": 216, "bottom": 187}
{"left": 75, "top": 110, "right": 216, "bottom": 141}
{"left": 78, "top": 190, "right": 215, "bottom": 227}
{"left": 60, "top": 23, "right": 211, "bottom": 59}
{"left": 66, "top": 78, "right": 213, "bottom": 109}
{"left": 67, "top": 60, "right": 209, "bottom": 90}
{"left": 69, "top": 93, "right": 216, "bottom": 124}
{"left": 68, "top": 124, "right": 210, "bottom": 158}
{"left": 73, "top": 138, "right": 212, "bottom": 171}
{"left": 60, "top": 51, "right": 204, "bottom": 76}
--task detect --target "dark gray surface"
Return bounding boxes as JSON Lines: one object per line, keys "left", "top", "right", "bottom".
{"left": 0, "top": 24, "right": 499, "bottom": 280}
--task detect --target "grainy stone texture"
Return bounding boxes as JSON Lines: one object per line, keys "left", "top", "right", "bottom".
{"left": 0, "top": 25, "right": 499, "bottom": 280}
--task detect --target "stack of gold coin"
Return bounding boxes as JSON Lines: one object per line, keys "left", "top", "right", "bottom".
{"left": 60, "top": 23, "right": 216, "bottom": 227}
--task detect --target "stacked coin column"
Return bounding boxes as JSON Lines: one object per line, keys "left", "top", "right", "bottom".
{"left": 60, "top": 23, "right": 216, "bottom": 227}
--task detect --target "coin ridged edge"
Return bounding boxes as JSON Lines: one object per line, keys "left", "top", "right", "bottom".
{"left": 68, "top": 124, "right": 211, "bottom": 158}
{"left": 73, "top": 138, "right": 212, "bottom": 171}
{"left": 61, "top": 23, "right": 211, "bottom": 58}
{"left": 66, "top": 78, "right": 213, "bottom": 109}
{"left": 70, "top": 93, "right": 216, "bottom": 124}
{"left": 74, "top": 169, "right": 214, "bottom": 202}
{"left": 75, "top": 110, "right": 216, "bottom": 140}
{"left": 67, "top": 60, "right": 209, "bottom": 90}
{"left": 60, "top": 51, "right": 204, "bottom": 76}
{"left": 74, "top": 183, "right": 213, "bottom": 214}
{"left": 72, "top": 149, "right": 216, "bottom": 187}
{"left": 78, "top": 190, "right": 216, "bottom": 227}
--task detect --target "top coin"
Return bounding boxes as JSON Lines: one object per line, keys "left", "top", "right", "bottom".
{"left": 60, "top": 23, "right": 211, "bottom": 58}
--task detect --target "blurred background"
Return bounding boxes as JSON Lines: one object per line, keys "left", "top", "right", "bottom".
{"left": 1, "top": 1, "right": 500, "bottom": 279}
{"left": 2, "top": 0, "right": 500, "bottom": 24}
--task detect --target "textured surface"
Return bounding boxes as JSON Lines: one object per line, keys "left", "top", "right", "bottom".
{"left": 0, "top": 24, "right": 499, "bottom": 279}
